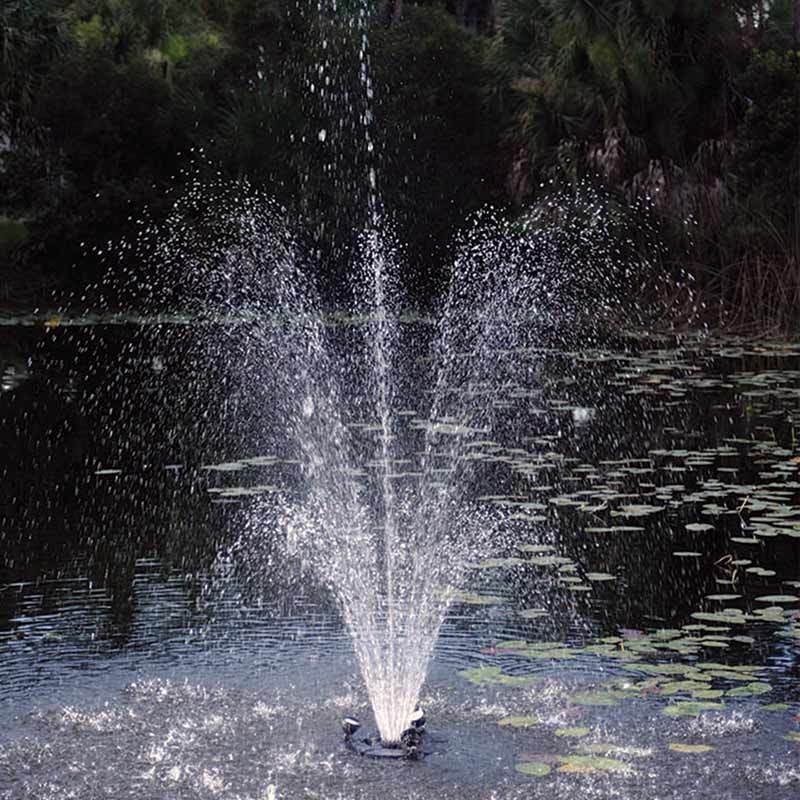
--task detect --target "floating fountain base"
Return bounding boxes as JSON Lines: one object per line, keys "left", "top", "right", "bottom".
{"left": 346, "top": 729, "right": 437, "bottom": 761}
{"left": 348, "top": 736, "right": 411, "bottom": 759}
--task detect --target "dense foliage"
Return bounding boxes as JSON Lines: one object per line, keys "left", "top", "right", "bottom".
{"left": 1, "top": 0, "right": 798, "bottom": 324}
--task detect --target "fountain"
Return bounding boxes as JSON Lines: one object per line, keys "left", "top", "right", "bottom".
{"left": 58, "top": 0, "right": 665, "bottom": 760}
{"left": 5, "top": 3, "right": 800, "bottom": 798}
{"left": 129, "top": 170, "right": 659, "bottom": 756}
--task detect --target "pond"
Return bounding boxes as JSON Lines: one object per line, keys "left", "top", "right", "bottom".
{"left": 1, "top": 317, "right": 799, "bottom": 799}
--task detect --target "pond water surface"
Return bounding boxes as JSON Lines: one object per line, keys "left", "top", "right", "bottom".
{"left": 1, "top": 317, "right": 799, "bottom": 799}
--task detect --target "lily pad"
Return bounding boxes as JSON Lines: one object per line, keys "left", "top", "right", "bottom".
{"left": 727, "top": 682, "right": 772, "bottom": 697}
{"left": 585, "top": 572, "right": 616, "bottom": 582}
{"left": 458, "top": 666, "right": 537, "bottom": 687}
{"left": 515, "top": 761, "right": 551, "bottom": 776}
{"left": 498, "top": 715, "right": 540, "bottom": 728}
{"left": 556, "top": 755, "right": 629, "bottom": 773}
{"left": 754, "top": 595, "right": 799, "bottom": 604}
{"left": 668, "top": 743, "right": 714, "bottom": 753}
{"left": 571, "top": 691, "right": 621, "bottom": 707}
{"left": 663, "top": 701, "right": 725, "bottom": 717}
{"left": 518, "top": 608, "right": 548, "bottom": 619}
{"left": 452, "top": 591, "right": 504, "bottom": 605}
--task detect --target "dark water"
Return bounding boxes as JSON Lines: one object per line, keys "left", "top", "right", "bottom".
{"left": 1, "top": 318, "right": 800, "bottom": 799}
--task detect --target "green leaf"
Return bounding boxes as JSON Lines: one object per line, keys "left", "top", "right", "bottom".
{"left": 515, "top": 761, "right": 551, "bottom": 776}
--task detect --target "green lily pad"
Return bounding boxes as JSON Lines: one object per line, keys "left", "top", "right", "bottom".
{"left": 755, "top": 595, "right": 799, "bottom": 604}
{"left": 556, "top": 755, "right": 629, "bottom": 773}
{"left": 495, "top": 640, "right": 528, "bottom": 650}
{"left": 571, "top": 691, "right": 621, "bottom": 707}
{"left": 611, "top": 504, "right": 664, "bottom": 517}
{"left": 668, "top": 743, "right": 714, "bottom": 753}
{"left": 515, "top": 761, "right": 551, "bottom": 776}
{"left": 519, "top": 544, "right": 555, "bottom": 553}
{"left": 692, "top": 689, "right": 725, "bottom": 699}
{"left": 458, "top": 666, "right": 538, "bottom": 687}
{"left": 660, "top": 680, "right": 709, "bottom": 695}
{"left": 516, "top": 647, "right": 577, "bottom": 659}
{"left": 518, "top": 608, "right": 548, "bottom": 619}
{"left": 585, "top": 572, "right": 616, "bottom": 582}
{"left": 663, "top": 701, "right": 725, "bottom": 717}
{"left": 498, "top": 715, "right": 540, "bottom": 728}
{"left": 691, "top": 611, "right": 747, "bottom": 625}
{"left": 727, "top": 682, "right": 771, "bottom": 697}
{"left": 452, "top": 591, "right": 505, "bottom": 605}
{"left": 528, "top": 556, "right": 571, "bottom": 567}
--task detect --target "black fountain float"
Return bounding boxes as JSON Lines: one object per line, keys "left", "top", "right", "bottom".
{"left": 343, "top": 707, "right": 441, "bottom": 760}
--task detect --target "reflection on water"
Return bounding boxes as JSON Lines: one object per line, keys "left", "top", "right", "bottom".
{"left": 1, "top": 322, "right": 800, "bottom": 797}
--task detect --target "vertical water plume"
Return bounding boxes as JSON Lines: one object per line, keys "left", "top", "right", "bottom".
{"left": 86, "top": 0, "right": 673, "bottom": 749}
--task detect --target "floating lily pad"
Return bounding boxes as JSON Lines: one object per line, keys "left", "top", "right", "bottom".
{"left": 691, "top": 611, "right": 747, "bottom": 625}
{"left": 498, "top": 715, "right": 540, "bottom": 728}
{"left": 556, "top": 755, "right": 629, "bottom": 773}
{"left": 519, "top": 544, "right": 555, "bottom": 553}
{"left": 495, "top": 640, "right": 528, "bottom": 650}
{"left": 515, "top": 761, "right": 551, "bottom": 776}
{"left": 668, "top": 743, "right": 714, "bottom": 753}
{"left": 516, "top": 646, "right": 577, "bottom": 660}
{"left": 755, "top": 595, "right": 799, "bottom": 604}
{"left": 660, "top": 680, "right": 709, "bottom": 696}
{"left": 528, "top": 556, "right": 572, "bottom": 567}
{"left": 692, "top": 689, "right": 725, "bottom": 699}
{"left": 458, "top": 666, "right": 537, "bottom": 687}
{"left": 663, "top": 701, "right": 725, "bottom": 717}
{"left": 518, "top": 608, "right": 548, "bottom": 619}
{"left": 727, "top": 682, "right": 772, "bottom": 697}
{"left": 611, "top": 504, "right": 664, "bottom": 518}
{"left": 585, "top": 572, "right": 616, "bottom": 582}
{"left": 571, "top": 692, "right": 621, "bottom": 707}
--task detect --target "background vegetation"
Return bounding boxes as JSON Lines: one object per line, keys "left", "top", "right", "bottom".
{"left": 1, "top": 0, "right": 798, "bottom": 326}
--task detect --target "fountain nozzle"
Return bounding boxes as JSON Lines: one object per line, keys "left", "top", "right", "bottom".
{"left": 409, "top": 706, "right": 426, "bottom": 732}
{"left": 341, "top": 716, "right": 361, "bottom": 737}
{"left": 343, "top": 712, "right": 429, "bottom": 760}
